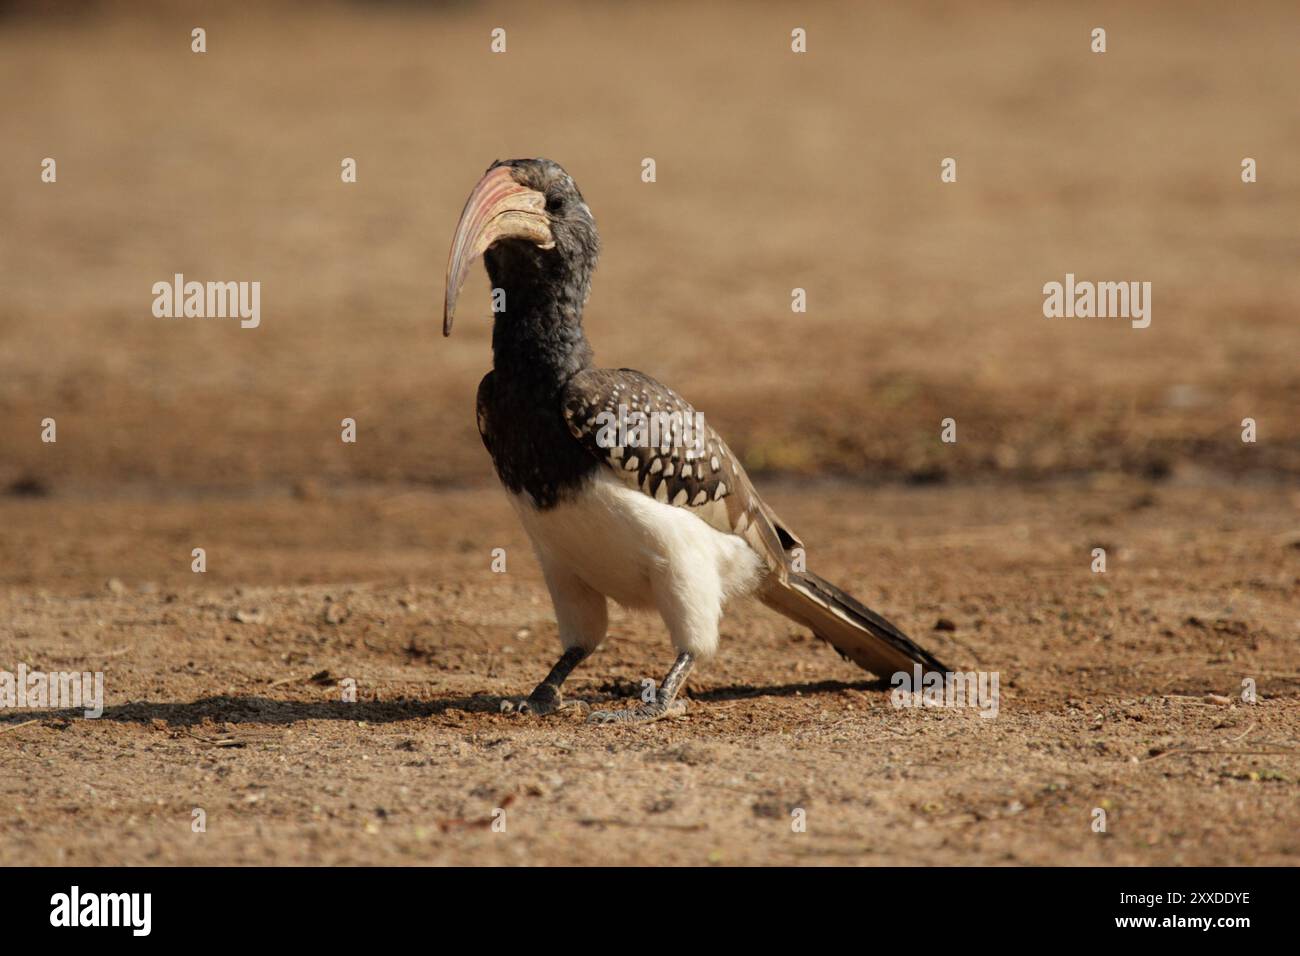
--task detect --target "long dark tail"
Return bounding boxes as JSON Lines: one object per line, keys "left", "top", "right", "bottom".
{"left": 759, "top": 570, "right": 949, "bottom": 678}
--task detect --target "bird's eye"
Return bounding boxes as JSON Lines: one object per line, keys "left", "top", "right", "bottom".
{"left": 545, "top": 193, "right": 565, "bottom": 214}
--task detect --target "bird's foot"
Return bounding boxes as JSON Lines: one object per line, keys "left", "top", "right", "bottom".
{"left": 586, "top": 698, "right": 686, "bottom": 724}
{"left": 500, "top": 683, "right": 588, "bottom": 717}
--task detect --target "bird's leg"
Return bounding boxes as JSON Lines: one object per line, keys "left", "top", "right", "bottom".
{"left": 587, "top": 652, "right": 694, "bottom": 724}
{"left": 500, "top": 646, "right": 589, "bottom": 716}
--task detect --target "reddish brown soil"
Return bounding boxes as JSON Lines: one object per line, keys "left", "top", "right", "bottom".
{"left": 2, "top": 479, "right": 1297, "bottom": 865}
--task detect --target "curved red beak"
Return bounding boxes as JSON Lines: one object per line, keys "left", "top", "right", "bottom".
{"left": 443, "top": 165, "right": 554, "bottom": 336}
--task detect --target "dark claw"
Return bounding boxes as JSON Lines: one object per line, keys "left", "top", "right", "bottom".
{"left": 501, "top": 682, "right": 585, "bottom": 717}
{"left": 586, "top": 699, "right": 686, "bottom": 724}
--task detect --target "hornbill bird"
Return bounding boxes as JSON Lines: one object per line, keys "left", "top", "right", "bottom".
{"left": 443, "top": 158, "right": 949, "bottom": 723}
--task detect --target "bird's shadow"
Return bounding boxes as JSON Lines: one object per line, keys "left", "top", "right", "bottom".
{"left": 693, "top": 677, "right": 891, "bottom": 702}
{"left": 0, "top": 679, "right": 892, "bottom": 729}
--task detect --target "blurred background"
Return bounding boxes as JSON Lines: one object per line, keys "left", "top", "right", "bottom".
{"left": 2, "top": 0, "right": 1297, "bottom": 494}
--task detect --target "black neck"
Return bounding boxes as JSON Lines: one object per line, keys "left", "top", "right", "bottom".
{"left": 488, "top": 246, "right": 594, "bottom": 391}
{"left": 491, "top": 303, "right": 592, "bottom": 391}
{"left": 480, "top": 249, "right": 601, "bottom": 509}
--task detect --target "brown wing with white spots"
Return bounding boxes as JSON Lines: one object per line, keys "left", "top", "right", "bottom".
{"left": 561, "top": 367, "right": 801, "bottom": 577}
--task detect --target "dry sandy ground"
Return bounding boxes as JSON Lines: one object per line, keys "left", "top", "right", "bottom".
{"left": 1, "top": 477, "right": 1297, "bottom": 866}
{"left": 0, "top": 2, "right": 1297, "bottom": 866}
